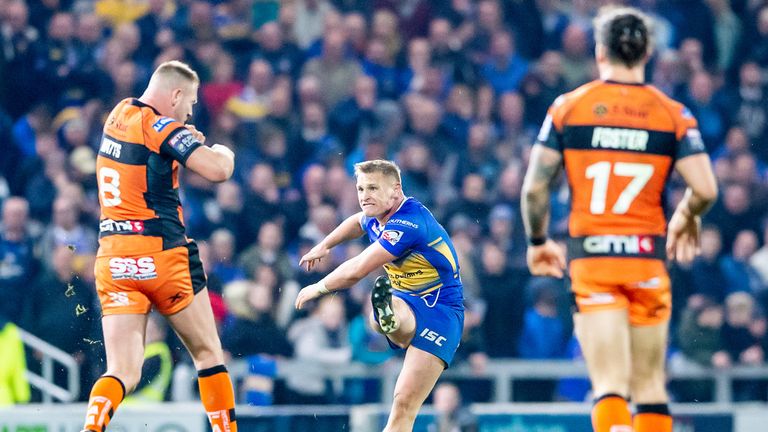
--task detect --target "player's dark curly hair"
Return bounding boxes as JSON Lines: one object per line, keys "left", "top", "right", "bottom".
{"left": 594, "top": 6, "right": 653, "bottom": 68}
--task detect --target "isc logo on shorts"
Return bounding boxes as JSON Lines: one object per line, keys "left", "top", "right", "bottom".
{"left": 420, "top": 328, "right": 447, "bottom": 346}
{"left": 109, "top": 257, "right": 158, "bottom": 280}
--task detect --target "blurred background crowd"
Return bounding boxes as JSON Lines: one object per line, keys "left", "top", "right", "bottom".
{"left": 2, "top": 0, "right": 768, "bottom": 407}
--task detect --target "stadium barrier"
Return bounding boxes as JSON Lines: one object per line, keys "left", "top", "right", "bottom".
{"left": 226, "top": 358, "right": 768, "bottom": 404}
{"left": 18, "top": 328, "right": 80, "bottom": 403}
{"left": 1, "top": 402, "right": 766, "bottom": 432}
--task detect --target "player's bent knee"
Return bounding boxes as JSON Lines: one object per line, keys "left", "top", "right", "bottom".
{"left": 391, "top": 391, "right": 420, "bottom": 418}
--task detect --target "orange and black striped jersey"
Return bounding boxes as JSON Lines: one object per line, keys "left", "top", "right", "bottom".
{"left": 96, "top": 98, "right": 203, "bottom": 257}
{"left": 537, "top": 80, "right": 706, "bottom": 259}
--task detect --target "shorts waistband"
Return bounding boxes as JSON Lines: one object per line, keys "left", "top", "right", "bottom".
{"left": 569, "top": 235, "right": 666, "bottom": 260}
{"left": 99, "top": 218, "right": 165, "bottom": 237}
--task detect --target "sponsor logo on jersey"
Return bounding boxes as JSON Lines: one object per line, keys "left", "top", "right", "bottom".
{"left": 152, "top": 117, "right": 174, "bottom": 132}
{"left": 168, "top": 129, "right": 196, "bottom": 155}
{"left": 583, "top": 235, "right": 655, "bottom": 255}
{"left": 109, "top": 257, "right": 158, "bottom": 280}
{"left": 593, "top": 103, "right": 608, "bottom": 117}
{"left": 685, "top": 128, "right": 706, "bottom": 151}
{"left": 591, "top": 127, "right": 649, "bottom": 151}
{"left": 99, "top": 219, "right": 144, "bottom": 234}
{"left": 381, "top": 230, "right": 404, "bottom": 246}
{"left": 99, "top": 137, "right": 122, "bottom": 158}
{"left": 388, "top": 218, "right": 419, "bottom": 229}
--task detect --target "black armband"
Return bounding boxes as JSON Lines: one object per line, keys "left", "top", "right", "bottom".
{"left": 528, "top": 236, "right": 547, "bottom": 246}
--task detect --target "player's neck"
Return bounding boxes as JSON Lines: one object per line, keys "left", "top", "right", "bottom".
{"left": 377, "top": 195, "right": 405, "bottom": 225}
{"left": 599, "top": 64, "right": 645, "bottom": 84}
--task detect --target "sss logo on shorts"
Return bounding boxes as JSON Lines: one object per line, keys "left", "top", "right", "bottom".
{"left": 420, "top": 328, "right": 447, "bottom": 346}
{"left": 109, "top": 257, "right": 158, "bottom": 280}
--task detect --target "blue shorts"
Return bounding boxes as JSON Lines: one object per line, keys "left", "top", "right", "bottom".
{"left": 379, "top": 288, "right": 464, "bottom": 367}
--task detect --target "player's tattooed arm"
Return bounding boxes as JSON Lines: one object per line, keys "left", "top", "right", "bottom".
{"left": 521, "top": 144, "right": 563, "bottom": 239}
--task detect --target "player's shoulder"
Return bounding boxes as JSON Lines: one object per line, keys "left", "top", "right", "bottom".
{"left": 388, "top": 198, "right": 438, "bottom": 233}
{"left": 547, "top": 80, "right": 603, "bottom": 124}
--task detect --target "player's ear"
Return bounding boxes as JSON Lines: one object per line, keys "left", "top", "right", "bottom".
{"left": 171, "top": 88, "right": 183, "bottom": 107}
{"left": 595, "top": 43, "right": 607, "bottom": 63}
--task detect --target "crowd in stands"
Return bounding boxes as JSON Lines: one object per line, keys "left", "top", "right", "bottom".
{"left": 1, "top": 0, "right": 768, "bottom": 405}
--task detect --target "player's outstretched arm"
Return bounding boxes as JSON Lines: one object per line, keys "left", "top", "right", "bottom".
{"left": 299, "top": 212, "right": 366, "bottom": 271}
{"left": 667, "top": 154, "right": 718, "bottom": 263}
{"left": 521, "top": 144, "right": 566, "bottom": 278}
{"left": 295, "top": 242, "right": 395, "bottom": 309}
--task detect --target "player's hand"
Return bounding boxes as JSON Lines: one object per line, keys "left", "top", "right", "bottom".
{"left": 666, "top": 210, "right": 701, "bottom": 264}
{"left": 185, "top": 124, "right": 206, "bottom": 144}
{"left": 526, "top": 240, "right": 566, "bottom": 278}
{"left": 299, "top": 244, "right": 330, "bottom": 271}
{"left": 295, "top": 283, "right": 327, "bottom": 310}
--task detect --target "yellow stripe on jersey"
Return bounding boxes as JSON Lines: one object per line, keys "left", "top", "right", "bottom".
{"left": 383, "top": 252, "right": 440, "bottom": 292}
{"left": 431, "top": 238, "right": 458, "bottom": 275}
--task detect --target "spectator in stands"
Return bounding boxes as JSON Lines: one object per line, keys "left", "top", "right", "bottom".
{"left": 691, "top": 225, "right": 729, "bottom": 302}
{"left": 444, "top": 173, "right": 491, "bottom": 233}
{"left": 226, "top": 58, "right": 274, "bottom": 123}
{"left": 721, "top": 292, "right": 767, "bottom": 400}
{"left": 720, "top": 230, "right": 763, "bottom": 295}
{"left": 293, "top": 0, "right": 337, "bottom": 50}
{"left": 343, "top": 12, "right": 368, "bottom": 59}
{"left": 0, "top": 313, "right": 30, "bottom": 407}
{"left": 329, "top": 75, "right": 379, "bottom": 154}
{"left": 286, "top": 295, "right": 351, "bottom": 403}
{"left": 256, "top": 21, "right": 304, "bottom": 78}
{"left": 674, "top": 295, "right": 727, "bottom": 402}
{"left": 302, "top": 28, "right": 361, "bottom": 108}
{"left": 481, "top": 30, "right": 529, "bottom": 94}
{"left": 478, "top": 242, "right": 527, "bottom": 358}
{"left": 37, "top": 195, "right": 97, "bottom": 272}
{"left": 201, "top": 53, "right": 243, "bottom": 122}
{"left": 427, "top": 382, "right": 478, "bottom": 432}
{"left": 681, "top": 71, "right": 729, "bottom": 152}
{"left": 0, "top": 197, "right": 39, "bottom": 324}
{"left": 222, "top": 280, "right": 292, "bottom": 359}
{"left": 25, "top": 245, "right": 99, "bottom": 400}
{"left": 398, "top": 139, "right": 435, "bottom": 207}
{"left": 707, "top": 183, "right": 762, "bottom": 251}
{"left": 208, "top": 228, "right": 246, "bottom": 285}
{"left": 515, "top": 278, "right": 568, "bottom": 402}
{"left": 0, "top": 0, "right": 41, "bottom": 118}
{"left": 558, "top": 24, "right": 592, "bottom": 90}
{"left": 239, "top": 220, "right": 294, "bottom": 283}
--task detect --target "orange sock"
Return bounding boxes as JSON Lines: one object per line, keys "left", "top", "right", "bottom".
{"left": 634, "top": 404, "right": 672, "bottom": 432}
{"left": 198, "top": 365, "right": 237, "bottom": 432}
{"left": 592, "top": 394, "right": 632, "bottom": 432}
{"left": 83, "top": 375, "right": 126, "bottom": 431}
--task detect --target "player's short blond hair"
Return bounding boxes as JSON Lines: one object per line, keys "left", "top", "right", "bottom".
{"left": 354, "top": 160, "right": 402, "bottom": 183}
{"left": 152, "top": 60, "right": 200, "bottom": 86}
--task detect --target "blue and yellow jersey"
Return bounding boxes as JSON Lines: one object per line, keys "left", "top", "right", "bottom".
{"left": 361, "top": 198, "right": 463, "bottom": 306}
